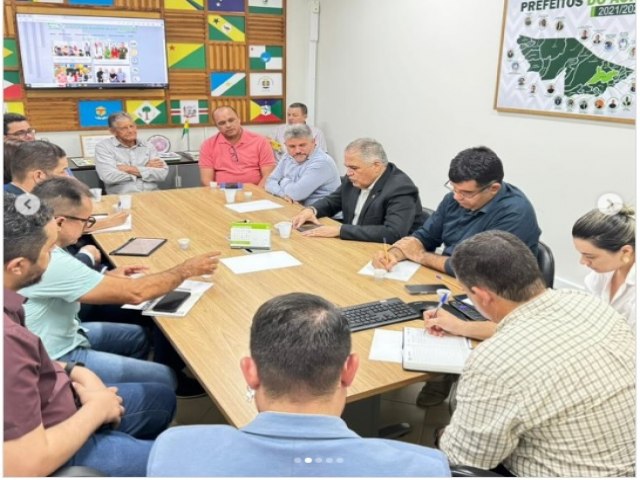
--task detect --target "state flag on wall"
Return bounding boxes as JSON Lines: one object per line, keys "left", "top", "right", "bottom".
{"left": 207, "top": 0, "right": 244, "bottom": 12}
{"left": 211, "top": 72, "right": 246, "bottom": 97}
{"left": 3, "top": 71, "right": 23, "bottom": 100}
{"left": 248, "top": 0, "right": 283, "bottom": 15}
{"left": 79, "top": 100, "right": 123, "bottom": 128}
{"left": 4, "top": 102, "right": 25, "bottom": 115}
{"left": 164, "top": 0, "right": 204, "bottom": 10}
{"left": 68, "top": 0, "right": 115, "bottom": 5}
{"left": 170, "top": 100, "right": 209, "bottom": 124}
{"left": 126, "top": 100, "right": 168, "bottom": 125}
{"left": 250, "top": 99, "right": 283, "bottom": 123}
{"left": 249, "top": 72, "right": 282, "bottom": 96}
{"left": 208, "top": 15, "right": 246, "bottom": 42}
{"left": 4, "top": 39, "right": 18, "bottom": 68}
{"left": 167, "top": 43, "right": 205, "bottom": 69}
{"left": 249, "top": 45, "right": 283, "bottom": 70}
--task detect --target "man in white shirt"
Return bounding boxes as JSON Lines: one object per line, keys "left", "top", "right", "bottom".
{"left": 272, "top": 102, "right": 328, "bottom": 161}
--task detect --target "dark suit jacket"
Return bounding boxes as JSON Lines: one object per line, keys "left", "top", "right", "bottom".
{"left": 311, "top": 162, "right": 425, "bottom": 243}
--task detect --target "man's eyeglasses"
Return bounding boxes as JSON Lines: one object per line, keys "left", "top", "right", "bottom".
{"left": 444, "top": 180, "right": 496, "bottom": 199}
{"left": 229, "top": 146, "right": 239, "bottom": 163}
{"left": 7, "top": 128, "right": 36, "bottom": 138}
{"left": 59, "top": 214, "right": 97, "bottom": 229}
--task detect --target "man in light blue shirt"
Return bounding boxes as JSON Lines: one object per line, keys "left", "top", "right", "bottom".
{"left": 265, "top": 124, "right": 340, "bottom": 206}
{"left": 147, "top": 293, "right": 450, "bottom": 477}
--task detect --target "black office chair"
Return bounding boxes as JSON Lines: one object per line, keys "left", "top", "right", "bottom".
{"left": 536, "top": 241, "right": 555, "bottom": 288}
{"left": 450, "top": 464, "right": 504, "bottom": 477}
{"left": 50, "top": 466, "right": 106, "bottom": 477}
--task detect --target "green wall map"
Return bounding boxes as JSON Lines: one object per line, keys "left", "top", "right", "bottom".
{"left": 517, "top": 36, "right": 634, "bottom": 96}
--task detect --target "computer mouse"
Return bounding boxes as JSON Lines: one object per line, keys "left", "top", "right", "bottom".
{"left": 408, "top": 300, "right": 439, "bottom": 313}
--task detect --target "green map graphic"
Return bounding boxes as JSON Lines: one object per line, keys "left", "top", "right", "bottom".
{"left": 517, "top": 36, "right": 634, "bottom": 96}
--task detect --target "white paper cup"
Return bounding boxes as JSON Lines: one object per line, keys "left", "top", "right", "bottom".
{"left": 118, "top": 194, "right": 132, "bottom": 210}
{"left": 244, "top": 191, "right": 253, "bottom": 200}
{"left": 209, "top": 181, "right": 218, "bottom": 189}
{"left": 90, "top": 188, "right": 102, "bottom": 202}
{"left": 178, "top": 238, "right": 190, "bottom": 250}
{"left": 373, "top": 268, "right": 386, "bottom": 281}
{"left": 275, "top": 221, "right": 292, "bottom": 239}
{"left": 224, "top": 189, "right": 237, "bottom": 203}
{"left": 436, "top": 288, "right": 452, "bottom": 303}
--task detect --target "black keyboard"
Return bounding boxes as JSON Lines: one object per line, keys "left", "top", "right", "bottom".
{"left": 340, "top": 298, "right": 422, "bottom": 332}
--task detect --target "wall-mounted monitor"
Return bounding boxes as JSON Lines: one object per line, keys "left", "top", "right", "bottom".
{"left": 16, "top": 13, "right": 169, "bottom": 89}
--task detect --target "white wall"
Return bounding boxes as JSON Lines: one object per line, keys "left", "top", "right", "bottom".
{"left": 312, "top": 0, "right": 636, "bottom": 287}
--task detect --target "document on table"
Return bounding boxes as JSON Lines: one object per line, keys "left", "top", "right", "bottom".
{"left": 122, "top": 280, "right": 213, "bottom": 317}
{"left": 358, "top": 260, "right": 421, "bottom": 282}
{"left": 221, "top": 251, "right": 301, "bottom": 274}
{"left": 402, "top": 327, "right": 472, "bottom": 374}
{"left": 225, "top": 200, "right": 284, "bottom": 213}
{"left": 90, "top": 214, "right": 132, "bottom": 233}
{"left": 369, "top": 329, "right": 403, "bottom": 363}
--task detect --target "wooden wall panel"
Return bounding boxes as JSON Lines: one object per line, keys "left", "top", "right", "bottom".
{"left": 164, "top": 12, "right": 206, "bottom": 42}
{"left": 168, "top": 72, "right": 208, "bottom": 97}
{"left": 4, "top": 4, "right": 15, "bottom": 37}
{"left": 246, "top": 16, "right": 285, "bottom": 44}
{"left": 115, "top": 0, "right": 161, "bottom": 9}
{"left": 208, "top": 44, "right": 246, "bottom": 71}
{"left": 26, "top": 99, "right": 78, "bottom": 131}
{"left": 210, "top": 99, "right": 249, "bottom": 123}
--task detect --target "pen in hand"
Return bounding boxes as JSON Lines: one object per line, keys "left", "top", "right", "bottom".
{"left": 434, "top": 290, "right": 450, "bottom": 316}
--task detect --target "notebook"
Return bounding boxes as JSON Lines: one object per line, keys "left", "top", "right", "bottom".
{"left": 402, "top": 327, "right": 472, "bottom": 374}
{"left": 229, "top": 222, "right": 271, "bottom": 250}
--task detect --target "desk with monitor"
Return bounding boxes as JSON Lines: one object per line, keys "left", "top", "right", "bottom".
{"left": 90, "top": 185, "right": 463, "bottom": 430}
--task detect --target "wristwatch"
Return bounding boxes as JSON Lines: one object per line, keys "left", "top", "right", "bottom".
{"left": 64, "top": 361, "right": 85, "bottom": 377}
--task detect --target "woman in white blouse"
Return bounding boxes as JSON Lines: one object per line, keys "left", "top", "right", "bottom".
{"left": 572, "top": 207, "right": 635, "bottom": 333}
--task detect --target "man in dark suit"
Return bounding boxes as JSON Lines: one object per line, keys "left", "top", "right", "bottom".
{"left": 291, "top": 138, "right": 424, "bottom": 243}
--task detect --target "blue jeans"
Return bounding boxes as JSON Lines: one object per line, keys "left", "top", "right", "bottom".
{"left": 60, "top": 322, "right": 176, "bottom": 389}
{"left": 65, "top": 382, "right": 176, "bottom": 476}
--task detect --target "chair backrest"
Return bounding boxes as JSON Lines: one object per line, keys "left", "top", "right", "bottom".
{"left": 450, "top": 464, "right": 504, "bottom": 477}
{"left": 536, "top": 241, "right": 555, "bottom": 288}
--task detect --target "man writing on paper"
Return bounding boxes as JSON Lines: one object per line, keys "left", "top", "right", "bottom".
{"left": 94, "top": 112, "right": 169, "bottom": 194}
{"left": 199, "top": 106, "right": 276, "bottom": 187}
{"left": 436, "top": 231, "right": 635, "bottom": 476}
{"left": 265, "top": 124, "right": 340, "bottom": 206}
{"left": 291, "top": 138, "right": 425, "bottom": 243}
{"left": 147, "top": 292, "right": 450, "bottom": 477}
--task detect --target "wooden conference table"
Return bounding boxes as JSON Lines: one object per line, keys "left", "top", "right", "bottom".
{"left": 91, "top": 185, "right": 463, "bottom": 428}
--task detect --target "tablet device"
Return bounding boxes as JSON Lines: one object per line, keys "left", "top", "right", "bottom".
{"left": 153, "top": 290, "right": 191, "bottom": 313}
{"left": 110, "top": 237, "right": 167, "bottom": 257}
{"left": 404, "top": 284, "right": 447, "bottom": 295}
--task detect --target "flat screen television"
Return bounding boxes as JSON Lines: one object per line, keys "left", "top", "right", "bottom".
{"left": 16, "top": 13, "right": 169, "bottom": 89}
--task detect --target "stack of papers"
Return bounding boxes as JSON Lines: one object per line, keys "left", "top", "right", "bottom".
{"left": 91, "top": 214, "right": 132, "bottom": 233}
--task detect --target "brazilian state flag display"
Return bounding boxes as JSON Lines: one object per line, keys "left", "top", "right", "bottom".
{"left": 164, "top": 0, "right": 204, "bottom": 10}
{"left": 211, "top": 72, "right": 246, "bottom": 97}
{"left": 208, "top": 15, "right": 245, "bottom": 42}
{"left": 248, "top": 0, "right": 283, "bottom": 15}
{"left": 4, "top": 39, "right": 18, "bottom": 68}
{"left": 126, "top": 100, "right": 168, "bottom": 125}
{"left": 250, "top": 99, "right": 283, "bottom": 123}
{"left": 3, "top": 71, "right": 23, "bottom": 100}
{"left": 4, "top": 102, "right": 25, "bottom": 115}
{"left": 167, "top": 43, "right": 205, "bottom": 70}
{"left": 249, "top": 45, "right": 283, "bottom": 70}
{"left": 170, "top": 99, "right": 209, "bottom": 125}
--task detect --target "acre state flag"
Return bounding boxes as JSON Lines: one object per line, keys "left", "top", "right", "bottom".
{"left": 164, "top": 0, "right": 204, "bottom": 10}
{"left": 167, "top": 43, "right": 205, "bottom": 69}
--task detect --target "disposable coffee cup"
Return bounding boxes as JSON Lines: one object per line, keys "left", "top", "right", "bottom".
{"left": 178, "top": 238, "right": 190, "bottom": 250}
{"left": 118, "top": 194, "right": 132, "bottom": 210}
{"left": 275, "top": 221, "right": 292, "bottom": 239}
{"left": 224, "top": 188, "right": 237, "bottom": 203}
{"left": 244, "top": 191, "right": 253, "bottom": 200}
{"left": 90, "top": 188, "right": 102, "bottom": 203}
{"left": 209, "top": 181, "right": 218, "bottom": 189}
{"left": 436, "top": 288, "right": 452, "bottom": 303}
{"left": 373, "top": 268, "right": 386, "bottom": 281}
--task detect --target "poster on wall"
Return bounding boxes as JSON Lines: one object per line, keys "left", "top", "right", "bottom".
{"left": 495, "top": 0, "right": 635, "bottom": 123}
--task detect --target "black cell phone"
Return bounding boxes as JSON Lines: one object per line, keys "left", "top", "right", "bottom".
{"left": 404, "top": 284, "right": 448, "bottom": 295}
{"left": 296, "top": 222, "right": 321, "bottom": 232}
{"left": 152, "top": 290, "right": 191, "bottom": 313}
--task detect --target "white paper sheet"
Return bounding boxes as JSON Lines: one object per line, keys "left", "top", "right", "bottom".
{"left": 225, "top": 199, "right": 284, "bottom": 213}
{"left": 369, "top": 329, "right": 403, "bottom": 363}
{"left": 90, "top": 214, "right": 132, "bottom": 234}
{"left": 358, "top": 260, "right": 421, "bottom": 282}
{"left": 221, "top": 251, "right": 301, "bottom": 274}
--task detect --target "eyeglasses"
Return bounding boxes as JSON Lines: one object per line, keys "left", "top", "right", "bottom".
{"left": 229, "top": 146, "right": 239, "bottom": 163}
{"left": 7, "top": 128, "right": 36, "bottom": 138}
{"left": 59, "top": 214, "right": 96, "bottom": 229}
{"left": 444, "top": 180, "right": 496, "bottom": 199}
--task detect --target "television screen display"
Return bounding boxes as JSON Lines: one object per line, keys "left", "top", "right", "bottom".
{"left": 16, "top": 13, "right": 169, "bottom": 89}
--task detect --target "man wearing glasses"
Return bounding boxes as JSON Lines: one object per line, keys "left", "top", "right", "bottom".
{"left": 373, "top": 146, "right": 541, "bottom": 408}
{"left": 199, "top": 106, "right": 275, "bottom": 187}
{"left": 4, "top": 113, "right": 36, "bottom": 141}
